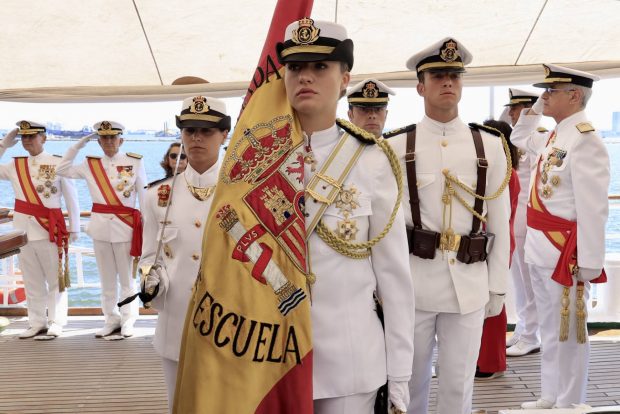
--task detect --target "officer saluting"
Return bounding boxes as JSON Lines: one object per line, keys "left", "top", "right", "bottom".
{"left": 57, "top": 121, "right": 146, "bottom": 338}
{"left": 511, "top": 64, "right": 609, "bottom": 409}
{"left": 139, "top": 96, "right": 229, "bottom": 411}
{"left": 385, "top": 38, "right": 511, "bottom": 414}
{"left": 0, "top": 121, "right": 80, "bottom": 339}
{"left": 346, "top": 78, "right": 395, "bottom": 138}
{"left": 503, "top": 88, "right": 543, "bottom": 357}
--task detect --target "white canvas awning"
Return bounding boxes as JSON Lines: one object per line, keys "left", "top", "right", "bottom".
{"left": 1, "top": 0, "right": 619, "bottom": 102}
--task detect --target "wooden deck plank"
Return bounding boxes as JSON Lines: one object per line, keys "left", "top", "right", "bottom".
{"left": 2, "top": 316, "right": 620, "bottom": 414}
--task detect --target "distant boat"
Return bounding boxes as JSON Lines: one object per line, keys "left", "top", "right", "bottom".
{"left": 155, "top": 122, "right": 179, "bottom": 138}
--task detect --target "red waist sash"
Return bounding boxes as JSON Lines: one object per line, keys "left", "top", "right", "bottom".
{"left": 92, "top": 203, "right": 142, "bottom": 257}
{"left": 527, "top": 206, "right": 606, "bottom": 286}
{"left": 14, "top": 199, "right": 68, "bottom": 247}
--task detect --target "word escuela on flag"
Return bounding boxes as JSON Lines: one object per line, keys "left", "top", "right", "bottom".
{"left": 173, "top": 1, "right": 315, "bottom": 413}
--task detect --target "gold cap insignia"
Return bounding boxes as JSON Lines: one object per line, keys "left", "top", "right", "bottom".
{"left": 440, "top": 39, "right": 459, "bottom": 63}
{"left": 291, "top": 17, "right": 320, "bottom": 45}
{"left": 100, "top": 121, "right": 112, "bottom": 131}
{"left": 190, "top": 96, "right": 209, "bottom": 114}
{"left": 19, "top": 121, "right": 31, "bottom": 129}
{"left": 544, "top": 65, "right": 551, "bottom": 77}
{"left": 362, "top": 81, "right": 379, "bottom": 98}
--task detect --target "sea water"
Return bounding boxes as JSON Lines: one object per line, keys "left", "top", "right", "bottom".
{"left": 1, "top": 138, "right": 619, "bottom": 306}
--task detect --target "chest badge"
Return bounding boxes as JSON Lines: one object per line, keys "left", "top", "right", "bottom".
{"left": 158, "top": 184, "right": 171, "bottom": 207}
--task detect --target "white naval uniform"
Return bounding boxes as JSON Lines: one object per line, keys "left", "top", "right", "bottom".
{"left": 0, "top": 150, "right": 79, "bottom": 329}
{"left": 511, "top": 109, "right": 610, "bottom": 407}
{"left": 510, "top": 150, "right": 540, "bottom": 345}
{"left": 57, "top": 148, "right": 146, "bottom": 329}
{"left": 140, "top": 162, "right": 219, "bottom": 411}
{"left": 389, "top": 116, "right": 510, "bottom": 414}
{"left": 305, "top": 125, "right": 414, "bottom": 413}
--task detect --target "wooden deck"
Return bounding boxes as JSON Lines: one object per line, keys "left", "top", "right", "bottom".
{"left": 1, "top": 316, "right": 619, "bottom": 413}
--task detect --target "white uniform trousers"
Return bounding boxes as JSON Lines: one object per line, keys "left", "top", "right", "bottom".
{"left": 511, "top": 236, "right": 540, "bottom": 344}
{"left": 93, "top": 240, "right": 138, "bottom": 327}
{"left": 314, "top": 390, "right": 377, "bottom": 414}
{"left": 408, "top": 308, "right": 485, "bottom": 414}
{"left": 529, "top": 264, "right": 589, "bottom": 407}
{"left": 18, "top": 240, "right": 68, "bottom": 328}
{"left": 161, "top": 357, "right": 178, "bottom": 413}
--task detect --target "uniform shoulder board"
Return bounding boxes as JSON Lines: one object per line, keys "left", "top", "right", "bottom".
{"left": 536, "top": 127, "right": 549, "bottom": 133}
{"left": 126, "top": 152, "right": 143, "bottom": 159}
{"left": 86, "top": 155, "right": 102, "bottom": 159}
{"left": 469, "top": 122, "right": 502, "bottom": 138}
{"left": 146, "top": 176, "right": 172, "bottom": 189}
{"left": 383, "top": 123, "right": 416, "bottom": 139}
{"left": 576, "top": 122, "right": 595, "bottom": 133}
{"left": 336, "top": 118, "right": 376, "bottom": 145}
{"left": 53, "top": 154, "right": 62, "bottom": 158}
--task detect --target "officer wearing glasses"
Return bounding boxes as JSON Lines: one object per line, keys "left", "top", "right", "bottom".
{"left": 511, "top": 64, "right": 609, "bottom": 409}
{"left": 160, "top": 142, "right": 187, "bottom": 178}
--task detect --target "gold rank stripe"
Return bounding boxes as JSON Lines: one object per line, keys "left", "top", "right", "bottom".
{"left": 509, "top": 98, "right": 535, "bottom": 104}
{"left": 541, "top": 77, "right": 572, "bottom": 83}
{"left": 348, "top": 97, "right": 389, "bottom": 103}
{"left": 417, "top": 61, "right": 464, "bottom": 72}
{"left": 280, "top": 45, "right": 335, "bottom": 57}
{"left": 178, "top": 114, "right": 223, "bottom": 123}
{"left": 14, "top": 158, "right": 50, "bottom": 229}
{"left": 87, "top": 158, "right": 134, "bottom": 226}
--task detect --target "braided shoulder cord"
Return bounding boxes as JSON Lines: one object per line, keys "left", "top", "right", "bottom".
{"left": 315, "top": 119, "right": 403, "bottom": 259}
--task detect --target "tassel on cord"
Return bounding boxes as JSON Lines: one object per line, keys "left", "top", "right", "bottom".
{"left": 576, "top": 284, "right": 587, "bottom": 344}
{"left": 559, "top": 286, "right": 570, "bottom": 342}
{"left": 57, "top": 245, "right": 66, "bottom": 292}
{"left": 132, "top": 257, "right": 140, "bottom": 279}
{"left": 64, "top": 240, "right": 71, "bottom": 289}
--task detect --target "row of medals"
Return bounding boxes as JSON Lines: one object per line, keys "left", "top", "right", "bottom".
{"left": 303, "top": 145, "right": 360, "bottom": 241}
{"left": 116, "top": 169, "right": 135, "bottom": 198}
{"left": 540, "top": 148, "right": 564, "bottom": 199}
{"left": 35, "top": 165, "right": 58, "bottom": 198}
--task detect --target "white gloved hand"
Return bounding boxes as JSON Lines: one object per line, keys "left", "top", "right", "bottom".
{"left": 140, "top": 263, "right": 170, "bottom": 299}
{"left": 498, "top": 107, "right": 511, "bottom": 125}
{"left": 577, "top": 267, "right": 602, "bottom": 282}
{"left": 388, "top": 380, "right": 410, "bottom": 413}
{"left": 69, "top": 232, "right": 79, "bottom": 243}
{"left": 76, "top": 133, "right": 97, "bottom": 149}
{"left": 484, "top": 293, "right": 505, "bottom": 318}
{"left": 0, "top": 128, "right": 19, "bottom": 149}
{"left": 530, "top": 97, "right": 544, "bottom": 115}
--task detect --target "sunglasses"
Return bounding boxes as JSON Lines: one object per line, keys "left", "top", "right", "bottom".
{"left": 169, "top": 152, "right": 187, "bottom": 160}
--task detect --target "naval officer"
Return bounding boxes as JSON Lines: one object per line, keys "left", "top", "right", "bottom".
{"left": 346, "top": 78, "right": 395, "bottom": 138}
{"left": 511, "top": 64, "right": 609, "bottom": 409}
{"left": 385, "top": 37, "right": 511, "bottom": 414}
{"left": 503, "top": 88, "right": 543, "bottom": 357}
{"left": 140, "top": 96, "right": 229, "bottom": 411}
{"left": 57, "top": 121, "right": 146, "bottom": 338}
{"left": 279, "top": 20, "right": 414, "bottom": 413}
{"left": 0, "top": 121, "right": 80, "bottom": 339}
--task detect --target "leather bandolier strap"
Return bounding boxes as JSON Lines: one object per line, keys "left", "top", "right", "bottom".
{"left": 405, "top": 127, "right": 488, "bottom": 261}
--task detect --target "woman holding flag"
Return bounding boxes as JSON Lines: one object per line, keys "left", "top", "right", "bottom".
{"left": 276, "top": 19, "right": 414, "bottom": 413}
{"left": 172, "top": 10, "right": 413, "bottom": 414}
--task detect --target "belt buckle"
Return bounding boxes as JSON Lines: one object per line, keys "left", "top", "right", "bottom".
{"left": 439, "top": 231, "right": 461, "bottom": 252}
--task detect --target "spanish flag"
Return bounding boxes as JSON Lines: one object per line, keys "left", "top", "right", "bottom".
{"left": 173, "top": 1, "right": 314, "bottom": 413}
